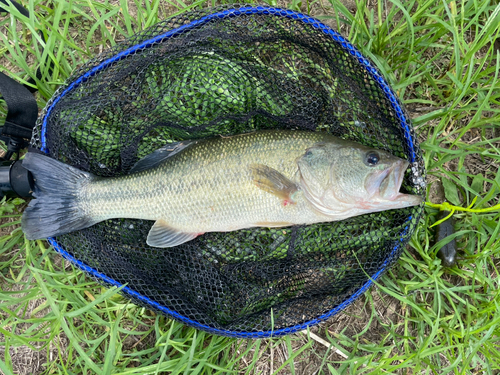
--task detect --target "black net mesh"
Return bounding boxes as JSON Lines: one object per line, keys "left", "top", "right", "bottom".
{"left": 31, "top": 5, "right": 425, "bottom": 337}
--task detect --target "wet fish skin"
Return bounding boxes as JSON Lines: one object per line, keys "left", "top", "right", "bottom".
{"left": 21, "top": 130, "right": 423, "bottom": 247}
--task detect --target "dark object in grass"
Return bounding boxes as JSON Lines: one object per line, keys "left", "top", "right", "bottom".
{"left": 435, "top": 211, "right": 457, "bottom": 267}
{"left": 0, "top": 160, "right": 33, "bottom": 199}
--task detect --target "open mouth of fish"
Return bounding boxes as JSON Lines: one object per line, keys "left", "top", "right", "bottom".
{"left": 378, "top": 160, "right": 408, "bottom": 200}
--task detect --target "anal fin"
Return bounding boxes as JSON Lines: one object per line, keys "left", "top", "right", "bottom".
{"left": 253, "top": 221, "right": 294, "bottom": 228}
{"left": 147, "top": 219, "right": 199, "bottom": 248}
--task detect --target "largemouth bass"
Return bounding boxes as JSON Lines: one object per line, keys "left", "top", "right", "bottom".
{"left": 22, "top": 130, "right": 422, "bottom": 247}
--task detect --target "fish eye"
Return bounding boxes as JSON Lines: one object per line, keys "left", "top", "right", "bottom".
{"left": 305, "top": 150, "right": 313, "bottom": 157}
{"left": 365, "top": 152, "right": 380, "bottom": 166}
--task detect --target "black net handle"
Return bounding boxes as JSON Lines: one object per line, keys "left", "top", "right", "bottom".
{"left": 0, "top": 72, "right": 38, "bottom": 141}
{"left": 0, "top": 0, "right": 28, "bottom": 16}
{"left": 0, "top": 0, "right": 42, "bottom": 160}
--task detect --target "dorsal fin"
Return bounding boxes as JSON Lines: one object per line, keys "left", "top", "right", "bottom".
{"left": 130, "top": 140, "right": 196, "bottom": 173}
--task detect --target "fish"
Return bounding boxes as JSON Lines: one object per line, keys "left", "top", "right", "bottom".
{"left": 21, "top": 130, "right": 423, "bottom": 247}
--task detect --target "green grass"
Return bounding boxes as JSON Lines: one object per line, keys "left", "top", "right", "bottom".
{"left": 1, "top": 0, "right": 500, "bottom": 373}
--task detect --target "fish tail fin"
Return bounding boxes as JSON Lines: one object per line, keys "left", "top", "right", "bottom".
{"left": 21, "top": 152, "right": 97, "bottom": 240}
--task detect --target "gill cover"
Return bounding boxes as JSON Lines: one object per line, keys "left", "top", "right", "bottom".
{"left": 297, "top": 141, "right": 422, "bottom": 217}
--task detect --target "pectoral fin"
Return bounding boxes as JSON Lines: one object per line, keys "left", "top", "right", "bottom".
{"left": 147, "top": 219, "right": 199, "bottom": 248}
{"left": 249, "top": 164, "right": 298, "bottom": 202}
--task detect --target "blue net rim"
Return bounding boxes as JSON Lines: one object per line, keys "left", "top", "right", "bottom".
{"left": 41, "top": 5, "right": 418, "bottom": 338}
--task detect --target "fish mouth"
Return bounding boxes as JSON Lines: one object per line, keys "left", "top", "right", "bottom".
{"left": 379, "top": 160, "right": 408, "bottom": 200}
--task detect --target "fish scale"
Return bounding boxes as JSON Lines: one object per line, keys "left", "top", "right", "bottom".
{"left": 82, "top": 131, "right": 328, "bottom": 233}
